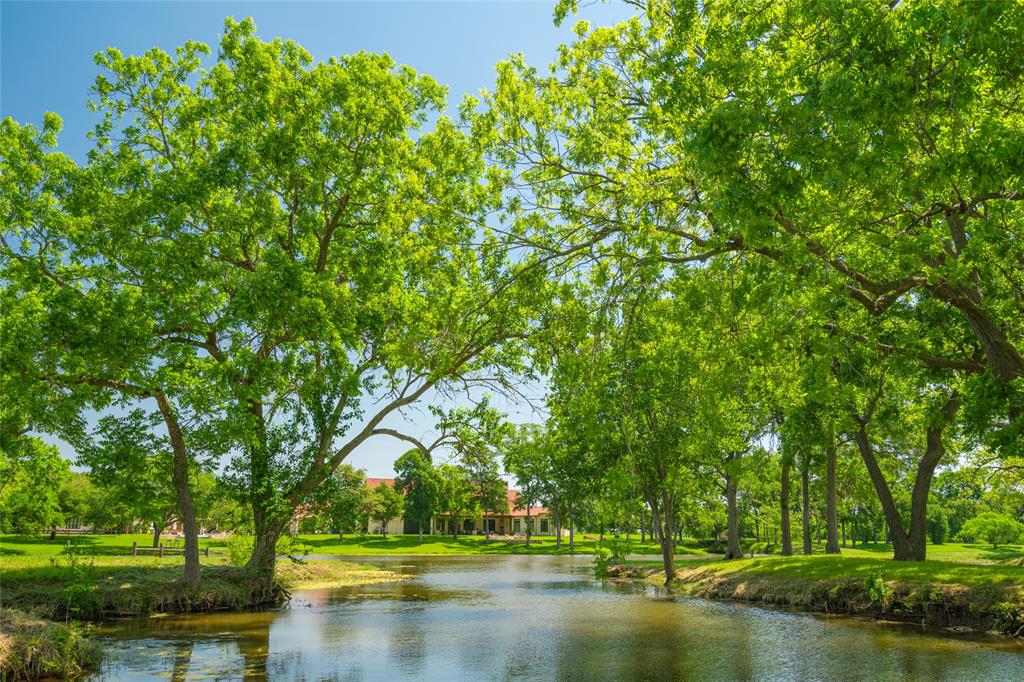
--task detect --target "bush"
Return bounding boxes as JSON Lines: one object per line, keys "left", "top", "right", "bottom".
{"left": 593, "top": 539, "right": 628, "bottom": 578}
{"left": 957, "top": 512, "right": 1024, "bottom": 548}
{"left": 865, "top": 572, "right": 892, "bottom": 611}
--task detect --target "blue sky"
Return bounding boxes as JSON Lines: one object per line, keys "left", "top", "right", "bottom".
{"left": 2, "top": 0, "right": 634, "bottom": 477}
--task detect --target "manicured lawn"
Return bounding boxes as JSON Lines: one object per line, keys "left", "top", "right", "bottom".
{"left": 678, "top": 554, "right": 1024, "bottom": 588}
{"left": 255, "top": 533, "right": 704, "bottom": 557}
{"left": 836, "top": 541, "right": 1024, "bottom": 564}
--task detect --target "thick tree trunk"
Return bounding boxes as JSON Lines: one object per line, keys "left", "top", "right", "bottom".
{"left": 825, "top": 440, "right": 841, "bottom": 554}
{"left": 780, "top": 458, "right": 793, "bottom": 556}
{"left": 801, "top": 464, "right": 812, "bottom": 555}
{"left": 247, "top": 509, "right": 285, "bottom": 597}
{"left": 724, "top": 453, "right": 742, "bottom": 559}
{"left": 155, "top": 394, "right": 200, "bottom": 588}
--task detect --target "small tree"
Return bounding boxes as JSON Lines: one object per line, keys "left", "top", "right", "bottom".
{"left": 927, "top": 505, "right": 949, "bottom": 545}
{"left": 362, "top": 483, "right": 404, "bottom": 537}
{"left": 394, "top": 450, "right": 440, "bottom": 544}
{"left": 958, "top": 512, "right": 1024, "bottom": 549}
{"left": 436, "top": 464, "right": 478, "bottom": 538}
{"left": 308, "top": 465, "right": 366, "bottom": 539}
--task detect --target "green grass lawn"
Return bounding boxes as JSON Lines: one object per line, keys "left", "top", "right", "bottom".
{"left": 257, "top": 533, "right": 705, "bottom": 557}
{"left": 675, "top": 554, "right": 1024, "bottom": 587}
{"left": 836, "top": 541, "right": 1024, "bottom": 564}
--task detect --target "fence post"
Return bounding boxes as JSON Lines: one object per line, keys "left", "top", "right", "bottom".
{"left": 132, "top": 541, "right": 137, "bottom": 557}
{"left": 159, "top": 543, "right": 164, "bottom": 558}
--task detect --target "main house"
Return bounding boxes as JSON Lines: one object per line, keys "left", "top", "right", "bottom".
{"left": 364, "top": 478, "right": 561, "bottom": 537}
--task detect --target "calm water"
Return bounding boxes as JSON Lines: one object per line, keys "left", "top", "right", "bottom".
{"left": 91, "top": 555, "right": 1024, "bottom": 681}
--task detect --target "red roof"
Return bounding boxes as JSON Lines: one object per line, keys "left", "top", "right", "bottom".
{"left": 507, "top": 489, "right": 548, "bottom": 517}
{"left": 366, "top": 478, "right": 547, "bottom": 516}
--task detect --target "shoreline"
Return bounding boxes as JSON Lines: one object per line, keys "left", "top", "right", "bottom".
{"left": 0, "top": 559, "right": 408, "bottom": 680}
{"left": 607, "top": 557, "right": 1024, "bottom": 638}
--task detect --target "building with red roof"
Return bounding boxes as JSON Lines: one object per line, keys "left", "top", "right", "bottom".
{"left": 364, "top": 478, "right": 557, "bottom": 537}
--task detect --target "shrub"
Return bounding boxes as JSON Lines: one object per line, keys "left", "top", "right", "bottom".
{"left": 865, "top": 572, "right": 892, "bottom": 611}
{"left": 593, "top": 539, "right": 628, "bottom": 578}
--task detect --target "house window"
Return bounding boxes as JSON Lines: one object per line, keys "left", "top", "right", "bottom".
{"left": 514, "top": 519, "right": 521, "bottom": 533}
{"left": 540, "top": 519, "right": 549, "bottom": 534}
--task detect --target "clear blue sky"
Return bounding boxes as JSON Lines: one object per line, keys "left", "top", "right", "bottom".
{"left": 1, "top": 0, "right": 634, "bottom": 477}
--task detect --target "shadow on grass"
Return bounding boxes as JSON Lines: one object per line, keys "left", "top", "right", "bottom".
{"left": 978, "top": 545, "right": 1024, "bottom": 561}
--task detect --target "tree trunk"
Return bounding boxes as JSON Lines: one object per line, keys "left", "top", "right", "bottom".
{"left": 801, "top": 464, "right": 812, "bottom": 555}
{"left": 724, "top": 453, "right": 742, "bottom": 559}
{"left": 525, "top": 506, "right": 531, "bottom": 548}
{"left": 853, "top": 395, "right": 958, "bottom": 561}
{"left": 418, "top": 522, "right": 423, "bottom": 545}
{"left": 568, "top": 504, "right": 575, "bottom": 552}
{"left": 246, "top": 509, "right": 286, "bottom": 600}
{"left": 155, "top": 394, "right": 200, "bottom": 588}
{"left": 659, "top": 489, "right": 675, "bottom": 586}
{"left": 554, "top": 507, "right": 562, "bottom": 549}
{"left": 825, "top": 439, "right": 841, "bottom": 554}
{"left": 152, "top": 522, "right": 164, "bottom": 548}
{"left": 780, "top": 458, "right": 793, "bottom": 556}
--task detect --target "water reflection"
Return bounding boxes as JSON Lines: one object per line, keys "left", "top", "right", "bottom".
{"left": 93, "top": 555, "right": 1024, "bottom": 681}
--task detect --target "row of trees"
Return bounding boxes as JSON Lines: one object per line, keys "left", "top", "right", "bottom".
{"left": 471, "top": 0, "right": 1024, "bottom": 583}
{"left": 3, "top": 1, "right": 1023, "bottom": 592}
{"left": 0, "top": 431, "right": 244, "bottom": 541}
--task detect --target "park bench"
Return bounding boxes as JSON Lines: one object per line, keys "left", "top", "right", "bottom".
{"left": 131, "top": 541, "right": 210, "bottom": 557}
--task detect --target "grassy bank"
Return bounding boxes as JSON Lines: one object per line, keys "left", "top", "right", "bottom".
{"left": 615, "top": 555, "right": 1024, "bottom": 636}
{"left": 1, "top": 556, "right": 407, "bottom": 621}
{"left": 0, "top": 534, "right": 410, "bottom": 678}
{"left": 0, "top": 609, "right": 102, "bottom": 681}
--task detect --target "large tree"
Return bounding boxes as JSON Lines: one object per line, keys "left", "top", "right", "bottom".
{"left": 1, "top": 19, "right": 538, "bottom": 591}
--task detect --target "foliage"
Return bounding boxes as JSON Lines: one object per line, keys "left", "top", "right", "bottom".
{"left": 434, "top": 464, "right": 479, "bottom": 537}
{"left": 393, "top": 450, "right": 440, "bottom": 539}
{"left": 360, "top": 483, "right": 404, "bottom": 536}
{"left": 958, "top": 512, "right": 1024, "bottom": 548}
{"left": 1, "top": 17, "right": 540, "bottom": 574}
{"left": 927, "top": 505, "right": 949, "bottom": 545}
{"left": 0, "top": 432, "right": 70, "bottom": 534}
